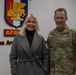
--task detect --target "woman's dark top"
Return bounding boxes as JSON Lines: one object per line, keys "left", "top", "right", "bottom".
{"left": 25, "top": 29, "right": 35, "bottom": 47}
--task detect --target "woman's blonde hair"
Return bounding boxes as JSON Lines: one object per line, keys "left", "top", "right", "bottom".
{"left": 19, "top": 14, "right": 41, "bottom": 36}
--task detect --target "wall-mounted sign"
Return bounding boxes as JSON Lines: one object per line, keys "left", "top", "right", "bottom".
{"left": 4, "top": 0, "right": 28, "bottom": 36}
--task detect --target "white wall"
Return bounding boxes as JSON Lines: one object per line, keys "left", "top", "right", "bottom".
{"left": 0, "top": 0, "right": 76, "bottom": 75}
{"left": 28, "top": 0, "right": 76, "bottom": 40}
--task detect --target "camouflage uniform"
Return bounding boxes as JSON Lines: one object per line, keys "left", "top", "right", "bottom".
{"left": 47, "top": 25, "right": 76, "bottom": 75}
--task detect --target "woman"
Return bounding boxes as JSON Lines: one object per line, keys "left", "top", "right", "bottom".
{"left": 9, "top": 14, "right": 49, "bottom": 75}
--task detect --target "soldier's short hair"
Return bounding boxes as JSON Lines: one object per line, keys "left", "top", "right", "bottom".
{"left": 54, "top": 8, "right": 67, "bottom": 16}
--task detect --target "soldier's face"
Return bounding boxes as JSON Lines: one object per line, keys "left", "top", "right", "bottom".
{"left": 54, "top": 11, "right": 68, "bottom": 31}
{"left": 26, "top": 16, "right": 36, "bottom": 31}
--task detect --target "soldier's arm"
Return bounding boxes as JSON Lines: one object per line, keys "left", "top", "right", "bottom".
{"left": 73, "top": 30, "right": 76, "bottom": 75}
{"left": 46, "top": 32, "right": 52, "bottom": 55}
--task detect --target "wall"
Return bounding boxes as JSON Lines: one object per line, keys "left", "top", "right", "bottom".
{"left": 0, "top": 0, "right": 76, "bottom": 75}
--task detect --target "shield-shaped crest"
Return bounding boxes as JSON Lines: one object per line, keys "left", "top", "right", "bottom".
{"left": 4, "top": 0, "right": 28, "bottom": 29}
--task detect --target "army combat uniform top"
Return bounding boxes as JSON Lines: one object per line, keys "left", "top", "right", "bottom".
{"left": 47, "top": 25, "right": 76, "bottom": 75}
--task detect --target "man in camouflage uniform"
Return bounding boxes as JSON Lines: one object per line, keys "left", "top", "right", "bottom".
{"left": 47, "top": 8, "right": 76, "bottom": 75}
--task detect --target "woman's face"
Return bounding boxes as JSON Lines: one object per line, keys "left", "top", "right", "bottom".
{"left": 26, "top": 16, "right": 36, "bottom": 31}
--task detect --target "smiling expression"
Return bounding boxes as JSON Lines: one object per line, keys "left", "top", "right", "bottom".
{"left": 26, "top": 16, "right": 36, "bottom": 31}
{"left": 54, "top": 11, "right": 68, "bottom": 31}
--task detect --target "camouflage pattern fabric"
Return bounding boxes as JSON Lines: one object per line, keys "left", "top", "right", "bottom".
{"left": 47, "top": 25, "right": 76, "bottom": 75}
